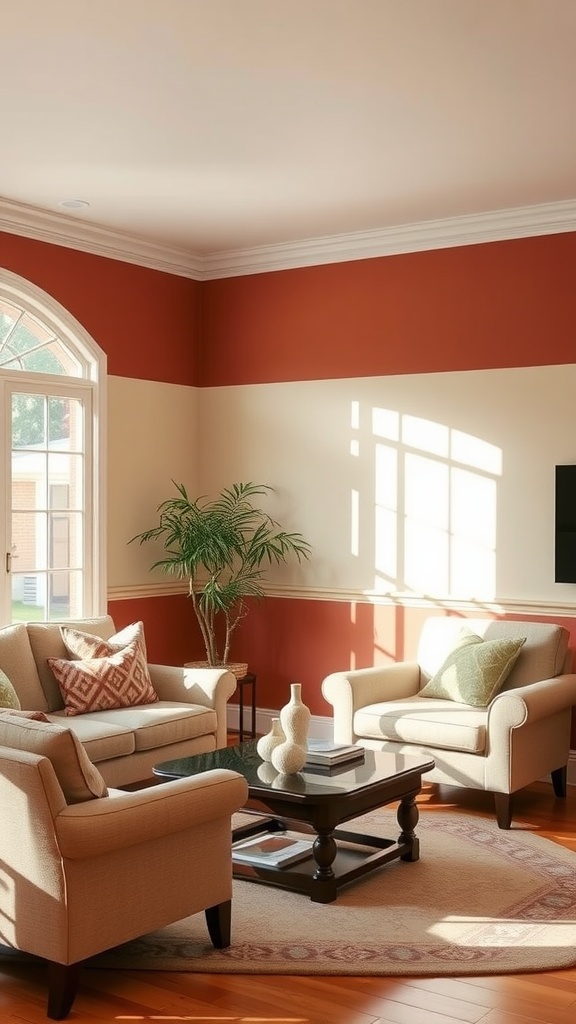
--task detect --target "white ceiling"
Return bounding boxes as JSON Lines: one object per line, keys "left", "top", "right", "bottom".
{"left": 2, "top": 0, "right": 576, "bottom": 270}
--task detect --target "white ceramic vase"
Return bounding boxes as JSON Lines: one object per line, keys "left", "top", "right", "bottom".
{"left": 256, "top": 717, "right": 285, "bottom": 762}
{"left": 270, "top": 682, "right": 311, "bottom": 775}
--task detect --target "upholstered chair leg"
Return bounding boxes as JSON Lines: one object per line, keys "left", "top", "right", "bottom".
{"left": 47, "top": 961, "right": 81, "bottom": 1020}
{"left": 205, "top": 899, "right": 231, "bottom": 948}
{"left": 494, "top": 793, "right": 513, "bottom": 829}
{"left": 551, "top": 765, "right": 568, "bottom": 797}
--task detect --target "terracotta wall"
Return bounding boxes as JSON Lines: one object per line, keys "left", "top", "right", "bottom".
{"left": 200, "top": 233, "right": 576, "bottom": 386}
{"left": 0, "top": 231, "right": 201, "bottom": 384}
{"left": 2, "top": 226, "right": 576, "bottom": 736}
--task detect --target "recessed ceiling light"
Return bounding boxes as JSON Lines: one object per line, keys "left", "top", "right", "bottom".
{"left": 58, "top": 199, "right": 90, "bottom": 210}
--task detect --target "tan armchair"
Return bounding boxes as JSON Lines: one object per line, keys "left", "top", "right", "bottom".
{"left": 322, "top": 617, "right": 576, "bottom": 829}
{"left": 0, "top": 714, "right": 248, "bottom": 1019}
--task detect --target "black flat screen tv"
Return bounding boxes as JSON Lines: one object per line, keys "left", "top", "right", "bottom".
{"left": 555, "top": 465, "right": 576, "bottom": 583}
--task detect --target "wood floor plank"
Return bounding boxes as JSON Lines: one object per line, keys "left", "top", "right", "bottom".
{"left": 400, "top": 975, "right": 576, "bottom": 1010}
{"left": 294, "top": 975, "right": 490, "bottom": 1022}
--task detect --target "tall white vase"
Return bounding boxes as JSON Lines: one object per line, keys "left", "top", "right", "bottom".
{"left": 271, "top": 682, "right": 311, "bottom": 775}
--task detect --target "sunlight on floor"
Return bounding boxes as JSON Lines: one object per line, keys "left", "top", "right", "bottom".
{"left": 116, "top": 1015, "right": 309, "bottom": 1022}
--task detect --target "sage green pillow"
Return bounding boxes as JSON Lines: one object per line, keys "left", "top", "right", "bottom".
{"left": 0, "top": 668, "right": 21, "bottom": 711}
{"left": 420, "top": 630, "right": 526, "bottom": 707}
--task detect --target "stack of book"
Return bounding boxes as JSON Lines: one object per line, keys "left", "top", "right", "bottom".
{"left": 232, "top": 833, "right": 312, "bottom": 868}
{"left": 304, "top": 739, "right": 365, "bottom": 769}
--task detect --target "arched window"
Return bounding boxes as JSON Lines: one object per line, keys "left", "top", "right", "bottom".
{"left": 0, "top": 269, "right": 106, "bottom": 624}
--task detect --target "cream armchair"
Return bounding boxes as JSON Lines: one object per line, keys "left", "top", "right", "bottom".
{"left": 0, "top": 713, "right": 248, "bottom": 1019}
{"left": 322, "top": 617, "right": 576, "bottom": 829}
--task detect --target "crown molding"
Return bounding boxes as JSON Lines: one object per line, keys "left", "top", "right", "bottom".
{"left": 0, "top": 197, "right": 204, "bottom": 280}
{"left": 2, "top": 195, "right": 576, "bottom": 282}
{"left": 203, "top": 199, "right": 576, "bottom": 278}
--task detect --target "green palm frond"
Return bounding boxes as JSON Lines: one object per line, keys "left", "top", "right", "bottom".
{"left": 130, "top": 482, "right": 311, "bottom": 666}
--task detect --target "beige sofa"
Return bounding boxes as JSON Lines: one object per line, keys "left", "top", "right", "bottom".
{"left": 0, "top": 615, "right": 237, "bottom": 787}
{"left": 0, "top": 713, "right": 249, "bottom": 1019}
{"left": 323, "top": 616, "right": 576, "bottom": 828}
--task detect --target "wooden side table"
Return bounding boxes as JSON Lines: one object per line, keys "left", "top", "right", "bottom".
{"left": 236, "top": 672, "right": 257, "bottom": 742}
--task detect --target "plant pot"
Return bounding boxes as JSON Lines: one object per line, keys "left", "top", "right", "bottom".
{"left": 185, "top": 660, "right": 249, "bottom": 679}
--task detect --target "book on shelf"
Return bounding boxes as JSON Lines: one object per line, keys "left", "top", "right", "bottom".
{"left": 232, "top": 833, "right": 313, "bottom": 868}
{"left": 305, "top": 739, "right": 365, "bottom": 766}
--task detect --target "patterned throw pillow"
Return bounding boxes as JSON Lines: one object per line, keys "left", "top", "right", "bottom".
{"left": 48, "top": 638, "right": 159, "bottom": 716}
{"left": 0, "top": 668, "right": 21, "bottom": 710}
{"left": 419, "top": 629, "right": 526, "bottom": 707}
{"left": 60, "top": 620, "right": 147, "bottom": 661}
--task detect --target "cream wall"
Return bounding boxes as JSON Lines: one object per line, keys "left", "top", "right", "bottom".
{"left": 107, "top": 376, "right": 197, "bottom": 592}
{"left": 197, "top": 364, "right": 576, "bottom": 608}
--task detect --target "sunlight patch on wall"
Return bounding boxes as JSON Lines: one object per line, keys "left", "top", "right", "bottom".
{"left": 359, "top": 403, "right": 502, "bottom": 601}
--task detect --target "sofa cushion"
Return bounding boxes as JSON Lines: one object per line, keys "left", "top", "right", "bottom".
{"left": 27, "top": 617, "right": 117, "bottom": 710}
{"left": 354, "top": 697, "right": 488, "bottom": 754}
{"left": 61, "top": 620, "right": 147, "bottom": 661}
{"left": 87, "top": 702, "right": 219, "bottom": 751}
{"left": 48, "top": 639, "right": 159, "bottom": 716}
{"left": 47, "top": 711, "right": 136, "bottom": 763}
{"left": 0, "top": 622, "right": 50, "bottom": 712}
{"left": 419, "top": 630, "right": 526, "bottom": 707}
{"left": 0, "top": 669, "right": 21, "bottom": 710}
{"left": 0, "top": 713, "right": 108, "bottom": 803}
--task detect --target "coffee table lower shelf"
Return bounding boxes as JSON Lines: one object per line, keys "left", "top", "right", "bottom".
{"left": 232, "top": 814, "right": 418, "bottom": 904}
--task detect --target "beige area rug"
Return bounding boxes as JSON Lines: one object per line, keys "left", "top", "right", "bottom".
{"left": 89, "top": 810, "right": 576, "bottom": 977}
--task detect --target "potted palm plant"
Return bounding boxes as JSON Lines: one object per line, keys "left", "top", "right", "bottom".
{"left": 130, "top": 481, "right": 311, "bottom": 670}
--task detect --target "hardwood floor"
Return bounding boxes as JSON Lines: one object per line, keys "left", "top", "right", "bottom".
{"left": 3, "top": 762, "right": 576, "bottom": 1023}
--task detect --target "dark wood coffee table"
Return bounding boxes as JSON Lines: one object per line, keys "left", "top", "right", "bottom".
{"left": 154, "top": 741, "right": 434, "bottom": 903}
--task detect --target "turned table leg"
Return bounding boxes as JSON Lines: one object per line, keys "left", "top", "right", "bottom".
{"left": 397, "top": 793, "right": 420, "bottom": 861}
{"left": 310, "top": 828, "right": 339, "bottom": 903}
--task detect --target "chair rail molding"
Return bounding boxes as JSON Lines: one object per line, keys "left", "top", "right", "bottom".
{"left": 108, "top": 580, "right": 576, "bottom": 620}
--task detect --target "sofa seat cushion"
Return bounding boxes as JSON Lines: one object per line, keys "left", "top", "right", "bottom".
{"left": 86, "top": 702, "right": 218, "bottom": 753}
{"left": 0, "top": 713, "right": 108, "bottom": 802}
{"left": 354, "top": 696, "right": 488, "bottom": 754}
{"left": 47, "top": 711, "right": 136, "bottom": 762}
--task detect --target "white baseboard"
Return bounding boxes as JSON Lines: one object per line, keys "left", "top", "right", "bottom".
{"left": 228, "top": 705, "right": 576, "bottom": 787}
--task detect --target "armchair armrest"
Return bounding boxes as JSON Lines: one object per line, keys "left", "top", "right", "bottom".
{"left": 148, "top": 664, "right": 237, "bottom": 748}
{"left": 488, "top": 673, "right": 576, "bottom": 733}
{"left": 55, "top": 769, "right": 249, "bottom": 859}
{"left": 322, "top": 663, "right": 421, "bottom": 744}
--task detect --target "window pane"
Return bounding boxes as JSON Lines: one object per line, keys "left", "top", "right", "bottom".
{"left": 12, "top": 512, "right": 48, "bottom": 571}
{"left": 49, "top": 510, "right": 83, "bottom": 569}
{"left": 49, "top": 396, "right": 83, "bottom": 451}
{"left": 11, "top": 574, "right": 46, "bottom": 620}
{"left": 0, "top": 299, "right": 19, "bottom": 345}
{"left": 48, "top": 456, "right": 83, "bottom": 509}
{"left": 12, "top": 393, "right": 46, "bottom": 448}
{"left": 49, "top": 571, "right": 83, "bottom": 619}
{"left": 0, "top": 306, "right": 83, "bottom": 376}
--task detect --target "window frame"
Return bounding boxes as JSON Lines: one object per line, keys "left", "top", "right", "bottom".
{"left": 0, "top": 268, "right": 107, "bottom": 624}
